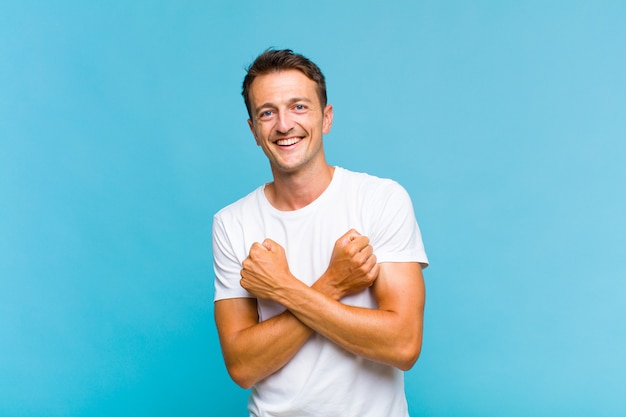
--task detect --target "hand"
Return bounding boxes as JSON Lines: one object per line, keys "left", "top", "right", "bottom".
{"left": 315, "top": 229, "right": 379, "bottom": 300}
{"left": 240, "top": 239, "right": 296, "bottom": 301}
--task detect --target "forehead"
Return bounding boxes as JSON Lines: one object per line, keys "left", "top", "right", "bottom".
{"left": 248, "top": 70, "right": 319, "bottom": 109}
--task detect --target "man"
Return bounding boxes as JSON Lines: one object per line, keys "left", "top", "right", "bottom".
{"left": 212, "top": 48, "right": 428, "bottom": 417}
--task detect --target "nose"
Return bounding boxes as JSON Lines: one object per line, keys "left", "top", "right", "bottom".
{"left": 276, "top": 111, "right": 295, "bottom": 133}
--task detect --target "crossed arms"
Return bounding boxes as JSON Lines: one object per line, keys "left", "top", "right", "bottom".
{"left": 214, "top": 229, "right": 425, "bottom": 389}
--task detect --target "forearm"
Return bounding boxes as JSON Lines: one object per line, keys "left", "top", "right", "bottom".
{"left": 234, "top": 239, "right": 424, "bottom": 377}
{"left": 217, "top": 267, "right": 366, "bottom": 388}
{"left": 215, "top": 300, "right": 312, "bottom": 388}
{"left": 277, "top": 280, "right": 421, "bottom": 370}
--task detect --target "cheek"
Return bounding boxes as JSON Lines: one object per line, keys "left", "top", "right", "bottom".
{"left": 252, "top": 126, "right": 268, "bottom": 146}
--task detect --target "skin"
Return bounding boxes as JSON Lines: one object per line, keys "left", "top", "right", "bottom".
{"left": 247, "top": 69, "right": 334, "bottom": 210}
{"left": 214, "top": 69, "right": 426, "bottom": 389}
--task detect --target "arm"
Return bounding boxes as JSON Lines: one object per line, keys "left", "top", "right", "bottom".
{"left": 214, "top": 299, "right": 312, "bottom": 389}
{"left": 215, "top": 230, "right": 378, "bottom": 388}
{"left": 264, "top": 260, "right": 425, "bottom": 370}
{"left": 240, "top": 236, "right": 425, "bottom": 370}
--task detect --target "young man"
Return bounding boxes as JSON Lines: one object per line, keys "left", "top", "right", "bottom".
{"left": 212, "top": 49, "right": 428, "bottom": 417}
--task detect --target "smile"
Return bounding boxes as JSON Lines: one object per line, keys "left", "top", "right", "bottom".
{"left": 275, "top": 137, "right": 302, "bottom": 146}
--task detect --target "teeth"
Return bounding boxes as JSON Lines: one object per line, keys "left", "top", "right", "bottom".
{"left": 276, "top": 137, "right": 301, "bottom": 146}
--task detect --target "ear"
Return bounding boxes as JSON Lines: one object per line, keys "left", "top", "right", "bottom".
{"left": 322, "top": 104, "right": 334, "bottom": 135}
{"left": 248, "top": 119, "right": 261, "bottom": 146}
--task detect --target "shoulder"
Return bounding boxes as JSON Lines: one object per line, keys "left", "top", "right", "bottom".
{"left": 214, "top": 185, "right": 266, "bottom": 224}
{"left": 212, "top": 186, "right": 267, "bottom": 261}
{"left": 336, "top": 167, "right": 409, "bottom": 200}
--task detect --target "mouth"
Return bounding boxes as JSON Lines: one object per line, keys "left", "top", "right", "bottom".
{"left": 275, "top": 136, "right": 303, "bottom": 147}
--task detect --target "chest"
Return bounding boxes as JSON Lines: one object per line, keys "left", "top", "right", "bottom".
{"left": 246, "top": 206, "right": 365, "bottom": 285}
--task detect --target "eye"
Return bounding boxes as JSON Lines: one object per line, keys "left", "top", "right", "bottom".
{"left": 258, "top": 110, "right": 274, "bottom": 120}
{"left": 293, "top": 104, "right": 307, "bottom": 112}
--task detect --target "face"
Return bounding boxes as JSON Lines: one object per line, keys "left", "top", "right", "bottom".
{"left": 247, "top": 70, "right": 333, "bottom": 177}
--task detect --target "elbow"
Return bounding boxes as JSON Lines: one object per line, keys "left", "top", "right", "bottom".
{"left": 235, "top": 378, "right": 255, "bottom": 390}
{"left": 394, "top": 337, "right": 423, "bottom": 371}
{"left": 397, "top": 346, "right": 421, "bottom": 371}
{"left": 227, "top": 365, "right": 256, "bottom": 389}
{"left": 225, "top": 361, "right": 258, "bottom": 389}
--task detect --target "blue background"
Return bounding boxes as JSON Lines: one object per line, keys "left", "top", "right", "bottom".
{"left": 1, "top": 1, "right": 625, "bottom": 416}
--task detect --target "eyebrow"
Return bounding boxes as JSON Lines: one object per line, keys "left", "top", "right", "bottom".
{"left": 255, "top": 97, "right": 314, "bottom": 112}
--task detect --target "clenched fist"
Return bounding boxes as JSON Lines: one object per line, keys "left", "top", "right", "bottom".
{"left": 315, "top": 229, "right": 379, "bottom": 300}
{"left": 240, "top": 239, "right": 297, "bottom": 301}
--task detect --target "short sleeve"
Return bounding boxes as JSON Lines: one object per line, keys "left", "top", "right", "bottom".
{"left": 212, "top": 214, "right": 254, "bottom": 301}
{"left": 367, "top": 181, "right": 428, "bottom": 267}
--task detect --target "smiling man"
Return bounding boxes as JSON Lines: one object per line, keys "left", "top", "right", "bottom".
{"left": 212, "top": 49, "right": 428, "bottom": 417}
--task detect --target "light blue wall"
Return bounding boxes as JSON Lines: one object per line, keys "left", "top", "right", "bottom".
{"left": 1, "top": 1, "right": 624, "bottom": 416}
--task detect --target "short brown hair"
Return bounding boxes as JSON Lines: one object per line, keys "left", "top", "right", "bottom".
{"left": 242, "top": 48, "right": 327, "bottom": 118}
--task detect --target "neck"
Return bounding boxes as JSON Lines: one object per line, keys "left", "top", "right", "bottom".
{"left": 265, "top": 164, "right": 335, "bottom": 211}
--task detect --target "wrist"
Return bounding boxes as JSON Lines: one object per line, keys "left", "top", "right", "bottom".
{"left": 312, "top": 271, "right": 342, "bottom": 300}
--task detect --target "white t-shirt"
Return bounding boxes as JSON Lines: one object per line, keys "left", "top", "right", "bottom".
{"left": 212, "top": 167, "right": 428, "bottom": 417}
